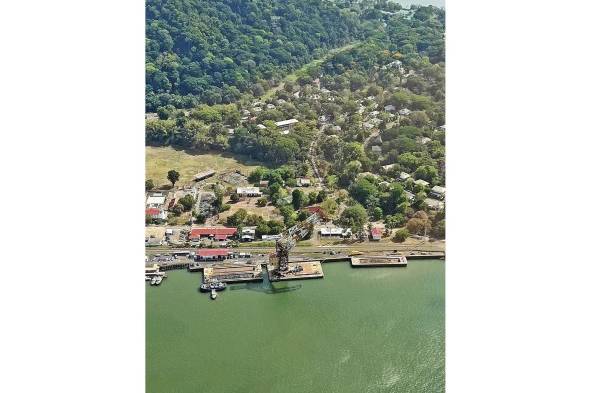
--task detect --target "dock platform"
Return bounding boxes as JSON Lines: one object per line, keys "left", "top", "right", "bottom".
{"left": 350, "top": 255, "right": 408, "bottom": 267}
{"left": 203, "top": 263, "right": 264, "bottom": 283}
{"left": 268, "top": 261, "right": 324, "bottom": 281}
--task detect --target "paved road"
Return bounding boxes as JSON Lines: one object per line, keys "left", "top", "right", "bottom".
{"left": 146, "top": 241, "right": 444, "bottom": 255}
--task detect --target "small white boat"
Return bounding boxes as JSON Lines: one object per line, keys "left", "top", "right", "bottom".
{"left": 210, "top": 289, "right": 217, "bottom": 300}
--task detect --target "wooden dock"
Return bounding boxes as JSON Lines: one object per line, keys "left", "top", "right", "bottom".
{"left": 203, "top": 263, "right": 264, "bottom": 283}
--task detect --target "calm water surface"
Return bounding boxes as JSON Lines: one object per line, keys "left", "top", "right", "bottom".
{"left": 146, "top": 261, "right": 444, "bottom": 393}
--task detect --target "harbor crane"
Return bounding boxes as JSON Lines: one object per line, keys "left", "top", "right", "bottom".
{"left": 272, "top": 213, "right": 320, "bottom": 276}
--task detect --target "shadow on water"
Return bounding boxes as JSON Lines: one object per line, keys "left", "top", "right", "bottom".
{"left": 229, "top": 280, "right": 302, "bottom": 295}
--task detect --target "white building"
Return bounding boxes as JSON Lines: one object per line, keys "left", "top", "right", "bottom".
{"left": 398, "top": 172, "right": 411, "bottom": 181}
{"left": 319, "top": 227, "right": 352, "bottom": 238}
{"left": 262, "top": 234, "right": 281, "bottom": 241}
{"left": 296, "top": 178, "right": 311, "bottom": 187}
{"left": 414, "top": 179, "right": 430, "bottom": 187}
{"left": 399, "top": 108, "right": 411, "bottom": 116}
{"left": 425, "top": 198, "right": 444, "bottom": 211}
{"left": 429, "top": 186, "right": 446, "bottom": 200}
{"left": 241, "top": 227, "right": 256, "bottom": 241}
{"left": 146, "top": 193, "right": 166, "bottom": 208}
{"left": 275, "top": 119, "right": 299, "bottom": 128}
{"left": 236, "top": 187, "right": 262, "bottom": 197}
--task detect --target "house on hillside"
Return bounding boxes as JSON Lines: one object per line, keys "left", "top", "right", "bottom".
{"left": 370, "top": 227, "right": 383, "bottom": 241}
{"left": 319, "top": 227, "right": 351, "bottom": 238}
{"left": 237, "top": 187, "right": 262, "bottom": 197}
{"left": 404, "top": 190, "right": 416, "bottom": 202}
{"left": 371, "top": 145, "right": 382, "bottom": 154}
{"left": 399, "top": 108, "right": 411, "bottom": 116}
{"left": 414, "top": 179, "right": 430, "bottom": 187}
{"left": 398, "top": 172, "right": 411, "bottom": 182}
{"left": 425, "top": 198, "right": 445, "bottom": 211}
{"left": 275, "top": 119, "right": 299, "bottom": 130}
{"left": 296, "top": 178, "right": 311, "bottom": 187}
{"left": 241, "top": 227, "right": 256, "bottom": 242}
{"left": 259, "top": 180, "right": 269, "bottom": 188}
{"left": 384, "top": 104, "right": 396, "bottom": 112}
{"left": 429, "top": 186, "right": 446, "bottom": 200}
{"left": 146, "top": 192, "right": 166, "bottom": 208}
{"left": 145, "top": 207, "right": 167, "bottom": 221}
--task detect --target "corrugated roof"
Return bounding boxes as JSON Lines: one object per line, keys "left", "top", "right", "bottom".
{"left": 197, "top": 249, "right": 230, "bottom": 257}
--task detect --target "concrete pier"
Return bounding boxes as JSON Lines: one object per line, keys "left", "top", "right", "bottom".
{"left": 268, "top": 261, "right": 324, "bottom": 281}
{"left": 203, "top": 263, "right": 264, "bottom": 283}
{"left": 350, "top": 255, "right": 407, "bottom": 267}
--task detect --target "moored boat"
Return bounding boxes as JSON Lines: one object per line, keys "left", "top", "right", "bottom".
{"left": 210, "top": 289, "right": 217, "bottom": 299}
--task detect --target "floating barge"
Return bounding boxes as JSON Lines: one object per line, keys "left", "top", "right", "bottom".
{"left": 268, "top": 261, "right": 324, "bottom": 281}
{"left": 203, "top": 263, "right": 264, "bottom": 283}
{"left": 350, "top": 255, "right": 407, "bottom": 267}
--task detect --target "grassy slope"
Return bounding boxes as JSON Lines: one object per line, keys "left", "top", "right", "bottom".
{"left": 146, "top": 146, "right": 264, "bottom": 187}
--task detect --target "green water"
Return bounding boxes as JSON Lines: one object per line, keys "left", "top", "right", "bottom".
{"left": 146, "top": 261, "right": 444, "bottom": 393}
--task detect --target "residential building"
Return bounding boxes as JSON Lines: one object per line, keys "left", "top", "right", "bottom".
{"left": 259, "top": 180, "right": 269, "bottom": 188}
{"left": 404, "top": 190, "right": 416, "bottom": 202}
{"left": 146, "top": 193, "right": 166, "bottom": 208}
{"left": 384, "top": 104, "right": 396, "bottom": 112}
{"left": 429, "top": 186, "right": 446, "bottom": 200}
{"left": 319, "top": 227, "right": 352, "bottom": 238}
{"left": 296, "top": 178, "right": 311, "bottom": 187}
{"left": 237, "top": 187, "right": 262, "bottom": 197}
{"left": 262, "top": 235, "right": 281, "bottom": 241}
{"left": 275, "top": 119, "right": 299, "bottom": 129}
{"left": 414, "top": 179, "right": 430, "bottom": 187}
{"left": 425, "top": 198, "right": 445, "bottom": 211}
{"left": 370, "top": 227, "right": 383, "bottom": 241}
{"left": 241, "top": 227, "right": 256, "bottom": 242}
{"left": 398, "top": 172, "right": 411, "bottom": 181}
{"left": 145, "top": 207, "right": 167, "bottom": 221}
{"left": 371, "top": 145, "right": 382, "bottom": 153}
{"left": 399, "top": 108, "right": 411, "bottom": 116}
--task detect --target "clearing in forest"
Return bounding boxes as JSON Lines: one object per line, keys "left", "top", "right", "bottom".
{"left": 146, "top": 146, "right": 263, "bottom": 187}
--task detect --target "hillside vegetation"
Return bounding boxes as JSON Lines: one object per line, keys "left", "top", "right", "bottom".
{"left": 146, "top": 0, "right": 362, "bottom": 111}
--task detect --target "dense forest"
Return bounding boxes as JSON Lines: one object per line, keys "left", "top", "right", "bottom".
{"left": 146, "top": 0, "right": 363, "bottom": 111}
{"left": 146, "top": 0, "right": 444, "bottom": 111}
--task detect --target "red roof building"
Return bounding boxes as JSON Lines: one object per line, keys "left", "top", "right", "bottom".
{"left": 146, "top": 208, "right": 160, "bottom": 217}
{"left": 370, "top": 227, "right": 383, "bottom": 240}
{"left": 189, "top": 227, "right": 238, "bottom": 240}
{"left": 196, "top": 248, "right": 231, "bottom": 260}
{"left": 305, "top": 206, "right": 327, "bottom": 220}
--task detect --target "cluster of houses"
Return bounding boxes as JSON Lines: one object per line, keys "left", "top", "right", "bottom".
{"left": 377, "top": 166, "right": 446, "bottom": 211}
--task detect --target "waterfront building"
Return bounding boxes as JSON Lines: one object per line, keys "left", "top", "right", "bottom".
{"left": 195, "top": 249, "right": 233, "bottom": 261}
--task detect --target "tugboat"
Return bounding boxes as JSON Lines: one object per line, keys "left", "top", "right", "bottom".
{"left": 210, "top": 289, "right": 217, "bottom": 300}
{"left": 188, "top": 263, "right": 201, "bottom": 272}
{"left": 199, "top": 279, "right": 227, "bottom": 292}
